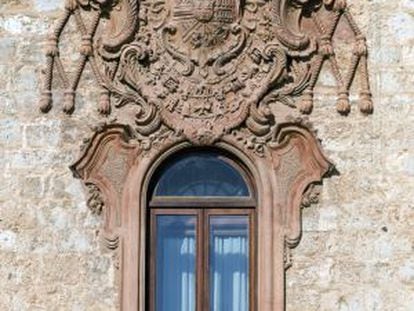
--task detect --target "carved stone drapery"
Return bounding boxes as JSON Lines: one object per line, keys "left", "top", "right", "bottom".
{"left": 39, "top": 0, "right": 372, "bottom": 310}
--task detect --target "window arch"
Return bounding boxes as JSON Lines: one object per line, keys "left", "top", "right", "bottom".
{"left": 151, "top": 151, "right": 250, "bottom": 197}
{"left": 148, "top": 149, "right": 256, "bottom": 311}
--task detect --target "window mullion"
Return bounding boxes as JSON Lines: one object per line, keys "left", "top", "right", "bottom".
{"left": 197, "top": 209, "right": 205, "bottom": 311}
{"left": 203, "top": 209, "right": 210, "bottom": 311}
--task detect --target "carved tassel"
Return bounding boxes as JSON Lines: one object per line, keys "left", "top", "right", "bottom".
{"left": 359, "top": 91, "right": 374, "bottom": 114}
{"left": 64, "top": 0, "right": 78, "bottom": 12}
{"left": 358, "top": 53, "right": 374, "bottom": 114}
{"left": 45, "top": 37, "right": 59, "bottom": 57}
{"left": 80, "top": 35, "right": 93, "bottom": 57}
{"left": 63, "top": 90, "right": 76, "bottom": 114}
{"left": 334, "top": 0, "right": 347, "bottom": 11}
{"left": 39, "top": 58, "right": 55, "bottom": 113}
{"left": 39, "top": 91, "right": 53, "bottom": 113}
{"left": 98, "top": 90, "right": 111, "bottom": 115}
{"left": 298, "top": 90, "right": 314, "bottom": 114}
{"left": 336, "top": 91, "right": 351, "bottom": 115}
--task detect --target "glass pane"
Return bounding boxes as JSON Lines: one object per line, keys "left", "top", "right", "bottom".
{"left": 153, "top": 152, "right": 249, "bottom": 197}
{"left": 156, "top": 215, "right": 196, "bottom": 311}
{"left": 209, "top": 216, "right": 249, "bottom": 311}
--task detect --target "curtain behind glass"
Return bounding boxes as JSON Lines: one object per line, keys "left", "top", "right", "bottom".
{"left": 210, "top": 216, "right": 249, "bottom": 311}
{"left": 156, "top": 216, "right": 196, "bottom": 311}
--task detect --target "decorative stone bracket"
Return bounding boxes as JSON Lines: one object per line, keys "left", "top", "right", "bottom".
{"left": 39, "top": 0, "right": 372, "bottom": 310}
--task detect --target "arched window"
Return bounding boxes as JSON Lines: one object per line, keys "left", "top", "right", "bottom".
{"left": 148, "top": 150, "right": 256, "bottom": 311}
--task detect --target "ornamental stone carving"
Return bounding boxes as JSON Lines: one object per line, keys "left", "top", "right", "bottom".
{"left": 39, "top": 0, "right": 372, "bottom": 310}
{"left": 39, "top": 0, "right": 372, "bottom": 145}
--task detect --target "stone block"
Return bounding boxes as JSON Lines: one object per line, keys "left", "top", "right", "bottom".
{"left": 33, "top": 0, "right": 63, "bottom": 12}
{"left": 25, "top": 121, "right": 61, "bottom": 149}
{"left": 0, "top": 119, "right": 23, "bottom": 149}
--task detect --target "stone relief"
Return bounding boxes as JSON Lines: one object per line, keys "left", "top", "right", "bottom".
{"left": 39, "top": 1, "right": 372, "bottom": 310}
{"left": 39, "top": 0, "right": 373, "bottom": 147}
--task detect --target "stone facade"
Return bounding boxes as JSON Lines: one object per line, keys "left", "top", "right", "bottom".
{"left": 0, "top": 0, "right": 413, "bottom": 310}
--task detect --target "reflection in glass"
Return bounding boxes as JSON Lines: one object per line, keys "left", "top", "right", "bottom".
{"left": 209, "top": 216, "right": 249, "bottom": 311}
{"left": 153, "top": 152, "right": 249, "bottom": 197}
{"left": 156, "top": 215, "right": 196, "bottom": 311}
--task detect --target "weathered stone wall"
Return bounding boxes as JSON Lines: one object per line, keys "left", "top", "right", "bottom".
{"left": 0, "top": 1, "right": 118, "bottom": 309}
{"left": 0, "top": 0, "right": 412, "bottom": 310}
{"left": 286, "top": 1, "right": 414, "bottom": 310}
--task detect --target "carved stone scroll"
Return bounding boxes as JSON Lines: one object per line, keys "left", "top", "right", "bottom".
{"left": 71, "top": 125, "right": 141, "bottom": 253}
{"left": 270, "top": 125, "right": 332, "bottom": 253}
{"left": 39, "top": 0, "right": 372, "bottom": 310}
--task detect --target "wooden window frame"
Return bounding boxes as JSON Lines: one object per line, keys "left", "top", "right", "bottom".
{"left": 147, "top": 150, "right": 257, "bottom": 311}
{"left": 149, "top": 206, "right": 256, "bottom": 311}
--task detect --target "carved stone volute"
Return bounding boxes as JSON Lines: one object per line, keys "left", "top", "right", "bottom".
{"left": 70, "top": 125, "right": 140, "bottom": 254}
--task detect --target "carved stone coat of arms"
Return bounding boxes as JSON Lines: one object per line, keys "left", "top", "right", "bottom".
{"left": 40, "top": 0, "right": 373, "bottom": 149}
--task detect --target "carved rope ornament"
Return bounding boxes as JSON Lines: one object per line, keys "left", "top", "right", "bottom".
{"left": 39, "top": 0, "right": 372, "bottom": 310}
